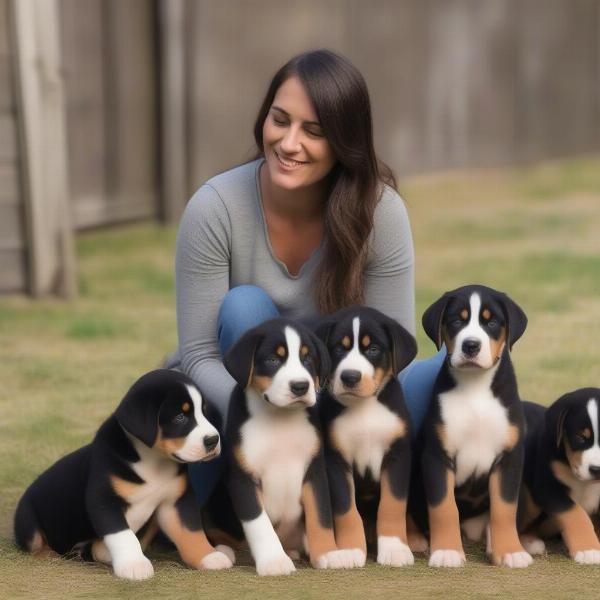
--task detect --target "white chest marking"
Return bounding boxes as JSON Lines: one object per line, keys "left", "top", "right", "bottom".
{"left": 440, "top": 369, "right": 508, "bottom": 487}
{"left": 125, "top": 441, "right": 182, "bottom": 532}
{"left": 240, "top": 392, "right": 319, "bottom": 525}
{"left": 554, "top": 465, "right": 600, "bottom": 515}
{"left": 332, "top": 396, "right": 403, "bottom": 480}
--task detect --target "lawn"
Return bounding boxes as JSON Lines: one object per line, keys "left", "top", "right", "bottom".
{"left": 1, "top": 156, "right": 599, "bottom": 599}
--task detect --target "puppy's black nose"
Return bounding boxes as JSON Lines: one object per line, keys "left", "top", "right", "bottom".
{"left": 203, "top": 434, "right": 219, "bottom": 452}
{"left": 341, "top": 370, "right": 362, "bottom": 387}
{"left": 290, "top": 380, "right": 310, "bottom": 397}
{"left": 589, "top": 466, "right": 600, "bottom": 479}
{"left": 462, "top": 338, "right": 481, "bottom": 357}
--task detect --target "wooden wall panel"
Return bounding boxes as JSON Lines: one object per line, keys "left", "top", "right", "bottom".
{"left": 0, "top": 0, "right": 27, "bottom": 293}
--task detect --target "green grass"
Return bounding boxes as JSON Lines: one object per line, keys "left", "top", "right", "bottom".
{"left": 1, "top": 155, "right": 600, "bottom": 598}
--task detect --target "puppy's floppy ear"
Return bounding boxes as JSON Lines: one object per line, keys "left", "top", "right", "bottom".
{"left": 422, "top": 293, "right": 451, "bottom": 350}
{"left": 309, "top": 332, "right": 331, "bottom": 389}
{"left": 497, "top": 292, "right": 527, "bottom": 350}
{"left": 545, "top": 392, "right": 576, "bottom": 451}
{"left": 381, "top": 315, "right": 417, "bottom": 375}
{"left": 223, "top": 327, "right": 265, "bottom": 388}
{"left": 314, "top": 316, "right": 337, "bottom": 348}
{"left": 115, "top": 369, "right": 176, "bottom": 447}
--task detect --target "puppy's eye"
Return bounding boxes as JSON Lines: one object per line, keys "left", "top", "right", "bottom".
{"left": 302, "top": 355, "right": 314, "bottom": 368}
{"left": 172, "top": 413, "right": 188, "bottom": 425}
{"left": 365, "top": 345, "right": 381, "bottom": 358}
{"left": 487, "top": 318, "right": 499, "bottom": 328}
{"left": 265, "top": 356, "right": 282, "bottom": 367}
{"left": 333, "top": 344, "right": 346, "bottom": 356}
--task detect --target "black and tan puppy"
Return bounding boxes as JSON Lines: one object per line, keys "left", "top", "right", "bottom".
{"left": 415, "top": 285, "right": 532, "bottom": 568}
{"left": 14, "top": 369, "right": 232, "bottom": 580}
{"left": 519, "top": 389, "right": 600, "bottom": 564}
{"left": 222, "top": 317, "right": 361, "bottom": 576}
{"left": 316, "top": 306, "right": 417, "bottom": 567}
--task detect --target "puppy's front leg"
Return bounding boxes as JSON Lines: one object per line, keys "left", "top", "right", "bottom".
{"left": 228, "top": 462, "right": 295, "bottom": 576}
{"left": 422, "top": 451, "right": 464, "bottom": 567}
{"left": 377, "top": 436, "right": 414, "bottom": 567}
{"left": 86, "top": 483, "right": 153, "bottom": 580}
{"left": 156, "top": 481, "right": 233, "bottom": 571}
{"left": 489, "top": 446, "right": 532, "bottom": 568}
{"left": 326, "top": 448, "right": 367, "bottom": 566}
{"left": 302, "top": 450, "right": 363, "bottom": 569}
{"left": 553, "top": 502, "right": 600, "bottom": 564}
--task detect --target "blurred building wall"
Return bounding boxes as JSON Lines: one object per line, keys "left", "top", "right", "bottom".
{"left": 183, "top": 0, "right": 600, "bottom": 192}
{"left": 1, "top": 0, "right": 599, "bottom": 295}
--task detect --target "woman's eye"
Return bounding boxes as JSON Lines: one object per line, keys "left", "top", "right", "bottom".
{"left": 272, "top": 117, "right": 287, "bottom": 126}
{"left": 172, "top": 413, "right": 187, "bottom": 425}
{"left": 305, "top": 127, "right": 324, "bottom": 138}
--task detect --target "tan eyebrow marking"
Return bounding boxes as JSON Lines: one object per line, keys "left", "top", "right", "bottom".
{"left": 460, "top": 309, "right": 469, "bottom": 320}
{"left": 276, "top": 346, "right": 286, "bottom": 358}
{"left": 301, "top": 345, "right": 309, "bottom": 357}
{"left": 482, "top": 309, "right": 491, "bottom": 320}
{"left": 582, "top": 428, "right": 592, "bottom": 439}
{"left": 342, "top": 336, "right": 351, "bottom": 349}
{"left": 182, "top": 402, "right": 190, "bottom": 413}
{"left": 362, "top": 335, "right": 371, "bottom": 347}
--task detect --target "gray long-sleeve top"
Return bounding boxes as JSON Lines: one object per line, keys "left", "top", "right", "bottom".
{"left": 174, "top": 158, "right": 415, "bottom": 419}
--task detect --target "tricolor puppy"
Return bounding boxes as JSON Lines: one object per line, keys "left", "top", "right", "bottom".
{"left": 14, "top": 369, "right": 232, "bottom": 580}
{"left": 316, "top": 306, "right": 417, "bottom": 567}
{"left": 416, "top": 285, "right": 532, "bottom": 568}
{"left": 223, "top": 318, "right": 361, "bottom": 576}
{"left": 519, "top": 389, "right": 600, "bottom": 564}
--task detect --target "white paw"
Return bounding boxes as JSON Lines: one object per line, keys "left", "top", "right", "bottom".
{"left": 377, "top": 536, "right": 414, "bottom": 567}
{"left": 200, "top": 550, "right": 234, "bottom": 570}
{"left": 520, "top": 537, "right": 546, "bottom": 556}
{"left": 317, "top": 548, "right": 365, "bottom": 569}
{"left": 112, "top": 556, "right": 154, "bottom": 580}
{"left": 214, "top": 544, "right": 236, "bottom": 565}
{"left": 574, "top": 549, "right": 600, "bottom": 564}
{"left": 428, "top": 549, "right": 465, "bottom": 568}
{"left": 500, "top": 551, "right": 533, "bottom": 568}
{"left": 256, "top": 553, "right": 296, "bottom": 576}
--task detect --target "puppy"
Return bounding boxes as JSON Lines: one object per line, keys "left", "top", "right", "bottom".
{"left": 415, "top": 284, "right": 532, "bottom": 568}
{"left": 519, "top": 389, "right": 600, "bottom": 563}
{"left": 14, "top": 369, "right": 232, "bottom": 580}
{"left": 222, "top": 317, "right": 361, "bottom": 576}
{"left": 316, "top": 306, "right": 418, "bottom": 567}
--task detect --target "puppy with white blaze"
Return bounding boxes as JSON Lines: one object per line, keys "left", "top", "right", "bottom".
{"left": 14, "top": 370, "right": 233, "bottom": 580}
{"left": 222, "top": 318, "right": 363, "bottom": 576}
{"left": 519, "top": 389, "right": 600, "bottom": 564}
{"left": 412, "top": 285, "right": 533, "bottom": 569}
{"left": 316, "top": 306, "right": 418, "bottom": 568}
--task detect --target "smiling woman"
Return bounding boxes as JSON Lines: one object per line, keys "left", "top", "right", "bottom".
{"left": 164, "top": 49, "right": 443, "bottom": 509}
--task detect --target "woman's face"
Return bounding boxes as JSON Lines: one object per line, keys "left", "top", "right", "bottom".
{"left": 262, "top": 75, "right": 337, "bottom": 192}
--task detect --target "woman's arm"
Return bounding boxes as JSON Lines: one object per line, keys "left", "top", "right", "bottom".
{"left": 175, "top": 184, "right": 235, "bottom": 419}
{"left": 363, "top": 187, "right": 416, "bottom": 336}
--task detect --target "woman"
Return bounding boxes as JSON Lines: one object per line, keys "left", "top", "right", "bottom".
{"left": 167, "top": 49, "right": 444, "bottom": 503}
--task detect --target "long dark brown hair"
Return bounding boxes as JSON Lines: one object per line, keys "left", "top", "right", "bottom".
{"left": 253, "top": 49, "right": 396, "bottom": 315}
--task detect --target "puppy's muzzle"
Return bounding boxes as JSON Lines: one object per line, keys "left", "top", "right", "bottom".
{"left": 589, "top": 465, "right": 600, "bottom": 480}
{"left": 203, "top": 434, "right": 220, "bottom": 453}
{"left": 340, "top": 369, "right": 362, "bottom": 389}
{"left": 290, "top": 380, "right": 310, "bottom": 397}
{"left": 462, "top": 338, "right": 481, "bottom": 358}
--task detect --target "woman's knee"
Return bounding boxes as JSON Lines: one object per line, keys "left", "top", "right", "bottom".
{"left": 217, "top": 285, "right": 279, "bottom": 355}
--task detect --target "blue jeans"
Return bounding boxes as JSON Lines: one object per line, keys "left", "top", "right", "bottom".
{"left": 188, "top": 285, "right": 445, "bottom": 505}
